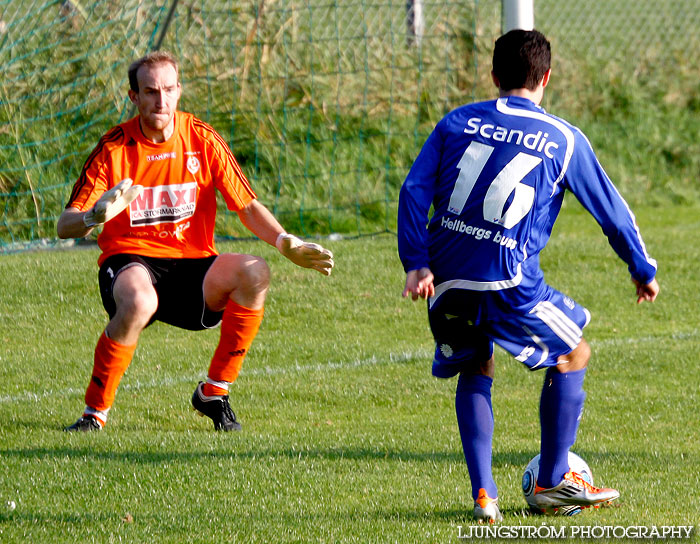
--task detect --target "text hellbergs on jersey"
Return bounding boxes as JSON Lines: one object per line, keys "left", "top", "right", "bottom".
{"left": 440, "top": 216, "right": 517, "bottom": 250}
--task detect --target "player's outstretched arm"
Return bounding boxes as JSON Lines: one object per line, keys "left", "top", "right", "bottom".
{"left": 632, "top": 277, "right": 659, "bottom": 304}
{"left": 57, "top": 178, "right": 143, "bottom": 239}
{"left": 237, "top": 199, "right": 334, "bottom": 276}
{"left": 57, "top": 207, "right": 95, "bottom": 239}
{"left": 402, "top": 267, "right": 435, "bottom": 301}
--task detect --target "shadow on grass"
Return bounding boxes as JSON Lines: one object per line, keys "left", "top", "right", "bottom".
{"left": 0, "top": 444, "right": 653, "bottom": 469}
{"left": 0, "top": 503, "right": 536, "bottom": 529}
{"left": 368, "top": 505, "right": 536, "bottom": 523}
{"left": 0, "top": 510, "right": 119, "bottom": 525}
{"left": 1, "top": 444, "right": 463, "bottom": 464}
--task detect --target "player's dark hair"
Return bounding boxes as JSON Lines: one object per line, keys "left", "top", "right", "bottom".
{"left": 492, "top": 29, "right": 550, "bottom": 91}
{"left": 128, "top": 50, "right": 179, "bottom": 92}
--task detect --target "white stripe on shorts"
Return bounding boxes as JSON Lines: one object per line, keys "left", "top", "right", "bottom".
{"left": 531, "top": 300, "right": 582, "bottom": 350}
{"left": 522, "top": 326, "right": 550, "bottom": 369}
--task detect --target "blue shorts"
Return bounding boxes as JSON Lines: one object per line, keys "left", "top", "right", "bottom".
{"left": 428, "top": 286, "right": 591, "bottom": 377}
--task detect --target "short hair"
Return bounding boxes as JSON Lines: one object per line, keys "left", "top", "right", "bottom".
{"left": 492, "top": 29, "right": 551, "bottom": 92}
{"left": 128, "top": 50, "right": 179, "bottom": 92}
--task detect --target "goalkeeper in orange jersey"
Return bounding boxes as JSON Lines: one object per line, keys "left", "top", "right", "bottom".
{"left": 58, "top": 51, "right": 334, "bottom": 432}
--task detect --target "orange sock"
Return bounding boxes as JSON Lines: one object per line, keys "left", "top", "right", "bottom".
{"left": 202, "top": 380, "right": 229, "bottom": 397}
{"left": 207, "top": 300, "right": 264, "bottom": 386}
{"left": 85, "top": 331, "right": 137, "bottom": 412}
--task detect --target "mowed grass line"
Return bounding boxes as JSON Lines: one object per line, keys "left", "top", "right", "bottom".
{"left": 0, "top": 203, "right": 699, "bottom": 543}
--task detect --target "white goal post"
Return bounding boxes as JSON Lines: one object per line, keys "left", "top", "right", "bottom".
{"left": 406, "top": 0, "right": 425, "bottom": 46}
{"left": 502, "top": 0, "right": 534, "bottom": 32}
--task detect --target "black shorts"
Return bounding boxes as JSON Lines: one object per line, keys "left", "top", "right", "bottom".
{"left": 98, "top": 254, "right": 223, "bottom": 331}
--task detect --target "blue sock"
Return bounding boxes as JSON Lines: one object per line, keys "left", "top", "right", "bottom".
{"left": 538, "top": 367, "right": 587, "bottom": 488}
{"left": 455, "top": 373, "right": 497, "bottom": 501}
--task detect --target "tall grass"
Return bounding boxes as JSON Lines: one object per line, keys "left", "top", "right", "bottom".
{"left": 1, "top": 1, "right": 699, "bottom": 248}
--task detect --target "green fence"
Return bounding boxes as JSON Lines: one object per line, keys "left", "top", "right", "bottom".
{"left": 1, "top": 0, "right": 699, "bottom": 253}
{"left": 0, "top": 0, "right": 484, "bottom": 251}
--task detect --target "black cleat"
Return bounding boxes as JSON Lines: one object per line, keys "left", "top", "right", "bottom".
{"left": 64, "top": 415, "right": 102, "bottom": 432}
{"left": 191, "top": 382, "right": 242, "bottom": 431}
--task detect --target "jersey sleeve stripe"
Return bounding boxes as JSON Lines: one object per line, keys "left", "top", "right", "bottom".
{"left": 192, "top": 119, "right": 254, "bottom": 193}
{"left": 67, "top": 127, "right": 124, "bottom": 207}
{"left": 575, "top": 131, "right": 658, "bottom": 273}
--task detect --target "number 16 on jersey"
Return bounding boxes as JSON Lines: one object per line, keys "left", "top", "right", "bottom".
{"left": 448, "top": 141, "right": 541, "bottom": 230}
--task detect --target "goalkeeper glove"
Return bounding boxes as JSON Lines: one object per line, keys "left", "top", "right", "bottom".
{"left": 276, "top": 233, "right": 334, "bottom": 276}
{"left": 83, "top": 178, "right": 144, "bottom": 228}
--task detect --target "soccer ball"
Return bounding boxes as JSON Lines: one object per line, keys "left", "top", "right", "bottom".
{"left": 521, "top": 452, "right": 593, "bottom": 516}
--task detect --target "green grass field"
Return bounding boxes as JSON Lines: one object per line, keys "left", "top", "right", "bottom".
{"left": 1, "top": 202, "right": 699, "bottom": 542}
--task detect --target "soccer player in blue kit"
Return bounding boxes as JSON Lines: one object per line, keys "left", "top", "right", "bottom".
{"left": 398, "top": 29, "right": 659, "bottom": 522}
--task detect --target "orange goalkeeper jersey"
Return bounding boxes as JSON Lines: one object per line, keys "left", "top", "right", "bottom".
{"left": 67, "top": 111, "right": 257, "bottom": 265}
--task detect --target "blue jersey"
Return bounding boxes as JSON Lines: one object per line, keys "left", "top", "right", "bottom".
{"left": 398, "top": 96, "right": 657, "bottom": 311}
